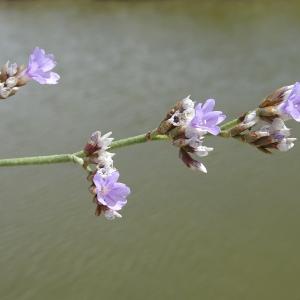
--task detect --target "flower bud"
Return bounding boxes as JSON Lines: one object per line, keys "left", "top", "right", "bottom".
{"left": 104, "top": 209, "right": 122, "bottom": 220}
{"left": 0, "top": 85, "right": 10, "bottom": 99}
{"left": 84, "top": 131, "right": 113, "bottom": 156}
{"left": 179, "top": 148, "right": 207, "bottom": 173}
{"left": 6, "top": 77, "right": 17, "bottom": 88}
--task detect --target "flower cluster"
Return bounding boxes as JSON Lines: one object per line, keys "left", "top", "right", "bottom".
{"left": 0, "top": 62, "right": 27, "bottom": 99}
{"left": 230, "top": 82, "right": 300, "bottom": 153}
{"left": 0, "top": 47, "right": 59, "bottom": 100}
{"left": 84, "top": 131, "right": 131, "bottom": 220}
{"left": 258, "top": 82, "right": 300, "bottom": 122}
{"left": 158, "top": 96, "right": 226, "bottom": 173}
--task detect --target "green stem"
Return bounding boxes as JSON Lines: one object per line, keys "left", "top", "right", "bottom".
{"left": 220, "top": 118, "right": 240, "bottom": 131}
{"left": 0, "top": 118, "right": 240, "bottom": 168}
{"left": 0, "top": 133, "right": 170, "bottom": 167}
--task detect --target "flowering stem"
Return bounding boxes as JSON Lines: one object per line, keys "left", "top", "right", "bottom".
{"left": 0, "top": 133, "right": 169, "bottom": 167}
{"left": 0, "top": 118, "right": 240, "bottom": 168}
{"left": 220, "top": 118, "right": 241, "bottom": 131}
{"left": 0, "top": 154, "right": 83, "bottom": 167}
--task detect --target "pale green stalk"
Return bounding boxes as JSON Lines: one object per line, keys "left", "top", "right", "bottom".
{"left": 0, "top": 118, "right": 240, "bottom": 168}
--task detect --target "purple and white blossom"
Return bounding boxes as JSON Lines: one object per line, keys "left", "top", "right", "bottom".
{"left": 278, "top": 82, "right": 300, "bottom": 121}
{"left": 84, "top": 131, "right": 114, "bottom": 156}
{"left": 260, "top": 118, "right": 296, "bottom": 152}
{"left": 0, "top": 48, "right": 60, "bottom": 100}
{"left": 181, "top": 95, "right": 195, "bottom": 110}
{"left": 246, "top": 118, "right": 297, "bottom": 152}
{"left": 190, "top": 99, "right": 226, "bottom": 135}
{"left": 163, "top": 96, "right": 226, "bottom": 173}
{"left": 0, "top": 84, "right": 10, "bottom": 99}
{"left": 25, "top": 47, "right": 60, "bottom": 85}
{"left": 84, "top": 131, "right": 131, "bottom": 219}
{"left": 93, "top": 171, "right": 131, "bottom": 219}
{"left": 84, "top": 131, "right": 116, "bottom": 173}
{"left": 168, "top": 96, "right": 195, "bottom": 127}
{"left": 90, "top": 131, "right": 114, "bottom": 151}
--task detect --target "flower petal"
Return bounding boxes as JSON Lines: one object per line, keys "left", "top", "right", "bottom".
{"left": 206, "top": 125, "right": 220, "bottom": 136}
{"left": 201, "top": 99, "right": 215, "bottom": 113}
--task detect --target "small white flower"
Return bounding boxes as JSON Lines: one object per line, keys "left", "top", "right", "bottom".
{"left": 168, "top": 97, "right": 196, "bottom": 127}
{"left": 97, "top": 165, "right": 116, "bottom": 177}
{"left": 169, "top": 109, "right": 195, "bottom": 127}
{"left": 97, "top": 151, "right": 115, "bottom": 168}
{"left": 183, "top": 107, "right": 195, "bottom": 122}
{"left": 194, "top": 146, "right": 214, "bottom": 157}
{"left": 277, "top": 137, "right": 297, "bottom": 152}
{"left": 187, "top": 135, "right": 203, "bottom": 149}
{"left": 181, "top": 95, "right": 195, "bottom": 110}
{"left": 0, "top": 85, "right": 10, "bottom": 99}
{"left": 185, "top": 126, "right": 207, "bottom": 139}
{"left": 90, "top": 131, "right": 114, "bottom": 151}
{"left": 254, "top": 118, "right": 296, "bottom": 152}
{"left": 271, "top": 118, "right": 290, "bottom": 135}
{"left": 6, "top": 77, "right": 17, "bottom": 88}
{"left": 258, "top": 118, "right": 291, "bottom": 139}
{"left": 5, "top": 61, "right": 18, "bottom": 77}
{"left": 104, "top": 209, "right": 122, "bottom": 220}
{"left": 244, "top": 110, "right": 258, "bottom": 124}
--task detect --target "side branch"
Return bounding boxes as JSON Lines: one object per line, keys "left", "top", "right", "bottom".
{"left": 0, "top": 119, "right": 240, "bottom": 168}
{"left": 0, "top": 154, "right": 73, "bottom": 167}
{"left": 0, "top": 133, "right": 170, "bottom": 167}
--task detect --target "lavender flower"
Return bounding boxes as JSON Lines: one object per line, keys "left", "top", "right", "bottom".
{"left": 158, "top": 96, "right": 226, "bottom": 173}
{"left": 93, "top": 171, "right": 130, "bottom": 219}
{"left": 25, "top": 47, "right": 60, "bottom": 85}
{"left": 278, "top": 82, "right": 300, "bottom": 121}
{"left": 190, "top": 99, "right": 226, "bottom": 135}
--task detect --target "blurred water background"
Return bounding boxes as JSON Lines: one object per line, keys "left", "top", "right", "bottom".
{"left": 1, "top": 0, "right": 300, "bottom": 299}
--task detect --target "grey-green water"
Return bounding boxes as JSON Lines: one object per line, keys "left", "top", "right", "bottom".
{"left": 1, "top": 0, "right": 300, "bottom": 299}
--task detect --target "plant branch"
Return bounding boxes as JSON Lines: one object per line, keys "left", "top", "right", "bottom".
{"left": 0, "top": 118, "right": 240, "bottom": 168}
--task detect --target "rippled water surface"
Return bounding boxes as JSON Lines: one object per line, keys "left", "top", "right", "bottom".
{"left": 1, "top": 0, "right": 300, "bottom": 299}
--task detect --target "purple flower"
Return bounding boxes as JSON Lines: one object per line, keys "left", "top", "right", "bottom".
{"left": 190, "top": 99, "right": 226, "bottom": 135}
{"left": 93, "top": 171, "right": 130, "bottom": 211}
{"left": 278, "top": 82, "right": 300, "bottom": 121}
{"left": 25, "top": 47, "right": 60, "bottom": 84}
